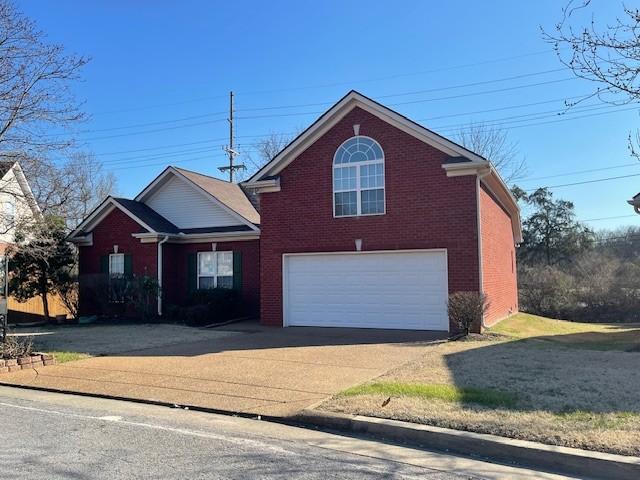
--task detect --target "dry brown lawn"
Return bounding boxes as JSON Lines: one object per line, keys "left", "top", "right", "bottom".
{"left": 319, "top": 313, "right": 640, "bottom": 456}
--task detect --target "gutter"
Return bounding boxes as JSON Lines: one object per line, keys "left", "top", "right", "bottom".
{"left": 476, "top": 169, "right": 491, "bottom": 330}
{"left": 157, "top": 235, "right": 169, "bottom": 316}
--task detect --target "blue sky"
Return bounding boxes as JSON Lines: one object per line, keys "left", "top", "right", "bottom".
{"left": 18, "top": 0, "right": 640, "bottom": 230}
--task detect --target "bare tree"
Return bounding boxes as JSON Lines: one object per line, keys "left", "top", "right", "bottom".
{"left": 239, "top": 132, "right": 294, "bottom": 180}
{"left": 0, "top": 0, "right": 88, "bottom": 158}
{"left": 23, "top": 152, "right": 116, "bottom": 229}
{"left": 543, "top": 1, "right": 640, "bottom": 156}
{"left": 456, "top": 123, "right": 527, "bottom": 183}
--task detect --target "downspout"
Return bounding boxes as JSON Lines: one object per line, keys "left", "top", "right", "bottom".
{"left": 476, "top": 169, "right": 491, "bottom": 330}
{"left": 157, "top": 235, "right": 169, "bottom": 316}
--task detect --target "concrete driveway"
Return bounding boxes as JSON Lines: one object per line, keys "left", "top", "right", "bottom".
{"left": 2, "top": 322, "right": 446, "bottom": 417}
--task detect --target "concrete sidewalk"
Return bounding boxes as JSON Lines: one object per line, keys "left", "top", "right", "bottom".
{"left": 2, "top": 323, "right": 445, "bottom": 416}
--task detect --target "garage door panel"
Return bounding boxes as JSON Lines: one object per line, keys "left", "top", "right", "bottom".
{"left": 284, "top": 251, "right": 449, "bottom": 331}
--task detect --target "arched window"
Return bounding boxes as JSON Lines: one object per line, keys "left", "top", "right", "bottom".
{"left": 333, "top": 136, "right": 385, "bottom": 217}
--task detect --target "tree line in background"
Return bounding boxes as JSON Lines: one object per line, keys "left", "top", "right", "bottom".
{"left": 514, "top": 187, "right": 640, "bottom": 322}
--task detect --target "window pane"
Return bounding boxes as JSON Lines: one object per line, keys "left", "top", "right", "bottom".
{"left": 109, "top": 254, "right": 124, "bottom": 275}
{"left": 333, "top": 166, "right": 356, "bottom": 190}
{"left": 198, "top": 252, "right": 216, "bottom": 275}
{"left": 199, "top": 276, "right": 216, "bottom": 289}
{"left": 217, "top": 276, "right": 233, "bottom": 289}
{"left": 360, "top": 163, "right": 384, "bottom": 189}
{"left": 335, "top": 191, "right": 357, "bottom": 216}
{"left": 361, "top": 189, "right": 384, "bottom": 214}
{"left": 216, "top": 252, "right": 233, "bottom": 277}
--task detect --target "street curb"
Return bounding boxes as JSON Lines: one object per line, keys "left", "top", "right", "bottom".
{"left": 293, "top": 409, "right": 640, "bottom": 480}
{"left": 3, "top": 380, "right": 638, "bottom": 480}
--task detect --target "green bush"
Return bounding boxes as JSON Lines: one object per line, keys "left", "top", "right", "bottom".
{"left": 174, "top": 288, "right": 240, "bottom": 327}
{"left": 448, "top": 291, "right": 488, "bottom": 335}
{"left": 518, "top": 265, "right": 575, "bottom": 319}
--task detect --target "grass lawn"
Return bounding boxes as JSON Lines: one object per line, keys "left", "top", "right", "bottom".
{"left": 320, "top": 313, "right": 640, "bottom": 456}
{"left": 49, "top": 351, "right": 91, "bottom": 363}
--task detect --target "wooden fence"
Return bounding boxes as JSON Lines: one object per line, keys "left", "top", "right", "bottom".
{"left": 8, "top": 294, "right": 70, "bottom": 322}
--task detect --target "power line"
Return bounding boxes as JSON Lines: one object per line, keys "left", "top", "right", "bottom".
{"left": 581, "top": 214, "right": 639, "bottom": 222}
{"left": 520, "top": 163, "right": 640, "bottom": 183}
{"left": 91, "top": 49, "right": 560, "bottom": 116}
{"left": 527, "top": 173, "right": 640, "bottom": 191}
{"left": 376, "top": 68, "right": 567, "bottom": 100}
{"left": 391, "top": 78, "right": 575, "bottom": 107}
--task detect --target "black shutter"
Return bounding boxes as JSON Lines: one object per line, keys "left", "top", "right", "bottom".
{"left": 232, "top": 251, "right": 242, "bottom": 291}
{"left": 124, "top": 254, "right": 133, "bottom": 276}
{"left": 187, "top": 253, "right": 197, "bottom": 293}
{"left": 100, "top": 255, "right": 109, "bottom": 274}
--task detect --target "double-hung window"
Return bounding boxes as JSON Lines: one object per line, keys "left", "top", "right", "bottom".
{"left": 197, "top": 251, "right": 233, "bottom": 289}
{"left": 108, "top": 253, "right": 126, "bottom": 303}
{"left": 333, "top": 136, "right": 385, "bottom": 217}
{"left": 109, "top": 253, "right": 125, "bottom": 277}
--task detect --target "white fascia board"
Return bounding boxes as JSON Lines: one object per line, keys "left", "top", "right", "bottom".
{"left": 132, "top": 231, "right": 260, "bottom": 244}
{"left": 241, "top": 177, "right": 281, "bottom": 193}
{"left": 11, "top": 162, "right": 42, "bottom": 218}
{"left": 442, "top": 161, "right": 491, "bottom": 177}
{"left": 134, "top": 166, "right": 173, "bottom": 202}
{"left": 247, "top": 91, "right": 487, "bottom": 183}
{"left": 68, "top": 232, "right": 93, "bottom": 246}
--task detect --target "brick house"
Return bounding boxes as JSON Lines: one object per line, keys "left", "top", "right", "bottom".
{"left": 69, "top": 91, "right": 521, "bottom": 332}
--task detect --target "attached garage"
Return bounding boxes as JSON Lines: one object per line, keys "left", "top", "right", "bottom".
{"left": 283, "top": 250, "right": 449, "bottom": 331}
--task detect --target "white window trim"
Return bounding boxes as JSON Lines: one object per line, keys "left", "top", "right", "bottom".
{"left": 109, "top": 253, "right": 125, "bottom": 277}
{"left": 332, "top": 138, "right": 386, "bottom": 218}
{"left": 197, "top": 251, "right": 233, "bottom": 289}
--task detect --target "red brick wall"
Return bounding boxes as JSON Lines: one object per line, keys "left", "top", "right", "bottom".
{"left": 480, "top": 184, "right": 518, "bottom": 325}
{"left": 162, "top": 240, "right": 260, "bottom": 313}
{"left": 78, "top": 207, "right": 157, "bottom": 278}
{"left": 78, "top": 207, "right": 157, "bottom": 316}
{"left": 259, "top": 106, "right": 480, "bottom": 330}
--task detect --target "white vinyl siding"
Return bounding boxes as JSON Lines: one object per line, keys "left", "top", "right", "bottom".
{"left": 284, "top": 251, "right": 449, "bottom": 331}
{"left": 145, "top": 175, "right": 239, "bottom": 229}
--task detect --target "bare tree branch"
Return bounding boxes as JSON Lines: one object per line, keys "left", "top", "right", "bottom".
{"left": 456, "top": 122, "right": 527, "bottom": 183}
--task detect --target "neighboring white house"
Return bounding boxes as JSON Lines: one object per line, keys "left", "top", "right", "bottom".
{"left": 0, "top": 160, "right": 41, "bottom": 254}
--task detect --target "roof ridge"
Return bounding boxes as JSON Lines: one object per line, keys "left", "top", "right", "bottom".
{"left": 172, "top": 166, "right": 234, "bottom": 185}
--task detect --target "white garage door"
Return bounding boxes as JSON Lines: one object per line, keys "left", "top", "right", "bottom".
{"left": 283, "top": 250, "right": 449, "bottom": 331}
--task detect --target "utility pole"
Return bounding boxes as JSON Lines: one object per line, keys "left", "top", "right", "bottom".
{"left": 219, "top": 91, "right": 245, "bottom": 182}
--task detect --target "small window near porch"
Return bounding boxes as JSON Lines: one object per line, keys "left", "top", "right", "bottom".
{"left": 109, "top": 253, "right": 125, "bottom": 277}
{"left": 198, "top": 251, "right": 233, "bottom": 289}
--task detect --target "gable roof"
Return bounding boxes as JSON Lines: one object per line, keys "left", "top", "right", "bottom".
{"left": 173, "top": 167, "right": 260, "bottom": 224}
{"left": 0, "top": 160, "right": 42, "bottom": 219}
{"left": 246, "top": 90, "right": 487, "bottom": 183}
{"left": 243, "top": 90, "right": 521, "bottom": 243}
{"left": 135, "top": 166, "right": 260, "bottom": 227}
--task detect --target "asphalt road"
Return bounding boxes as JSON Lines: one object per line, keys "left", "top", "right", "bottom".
{"left": 0, "top": 386, "right": 570, "bottom": 480}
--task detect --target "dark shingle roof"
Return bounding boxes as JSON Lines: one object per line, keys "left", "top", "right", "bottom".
{"left": 0, "top": 161, "right": 15, "bottom": 178}
{"left": 112, "top": 198, "right": 179, "bottom": 233}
